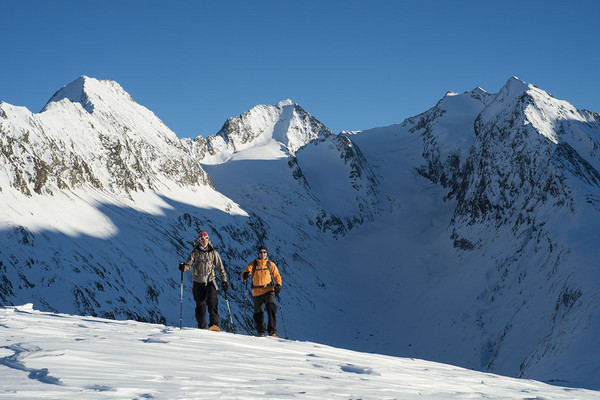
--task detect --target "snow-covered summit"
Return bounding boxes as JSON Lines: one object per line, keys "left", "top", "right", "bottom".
{"left": 42, "top": 75, "right": 134, "bottom": 114}
{"left": 0, "top": 76, "right": 214, "bottom": 197}
{"left": 202, "top": 99, "right": 333, "bottom": 163}
{"left": 41, "top": 76, "right": 178, "bottom": 145}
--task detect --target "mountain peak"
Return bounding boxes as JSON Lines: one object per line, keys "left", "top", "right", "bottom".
{"left": 508, "top": 75, "right": 525, "bottom": 84}
{"left": 43, "top": 75, "right": 92, "bottom": 113}
{"left": 42, "top": 76, "right": 134, "bottom": 114}
{"left": 207, "top": 100, "right": 333, "bottom": 161}
{"left": 498, "top": 76, "right": 531, "bottom": 99}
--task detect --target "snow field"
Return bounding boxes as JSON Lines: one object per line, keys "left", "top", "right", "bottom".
{"left": 0, "top": 305, "right": 598, "bottom": 399}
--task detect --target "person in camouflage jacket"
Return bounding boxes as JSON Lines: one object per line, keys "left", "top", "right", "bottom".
{"left": 180, "top": 230, "right": 228, "bottom": 331}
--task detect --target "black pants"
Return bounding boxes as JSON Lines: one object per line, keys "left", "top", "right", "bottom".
{"left": 253, "top": 291, "right": 277, "bottom": 334}
{"left": 192, "top": 281, "right": 219, "bottom": 329}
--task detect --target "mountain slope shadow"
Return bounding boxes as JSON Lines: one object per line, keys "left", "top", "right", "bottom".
{"left": 0, "top": 194, "right": 266, "bottom": 334}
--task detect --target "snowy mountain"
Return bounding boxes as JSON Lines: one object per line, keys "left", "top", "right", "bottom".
{"left": 1, "top": 75, "right": 600, "bottom": 390}
{"left": 340, "top": 77, "right": 600, "bottom": 386}
{"left": 202, "top": 98, "right": 334, "bottom": 162}
{"left": 445, "top": 78, "right": 600, "bottom": 382}
{"left": 4, "top": 76, "right": 214, "bottom": 195}
{"left": 2, "top": 304, "right": 598, "bottom": 399}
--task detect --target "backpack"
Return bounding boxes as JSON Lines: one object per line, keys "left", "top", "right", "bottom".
{"left": 250, "top": 260, "right": 275, "bottom": 289}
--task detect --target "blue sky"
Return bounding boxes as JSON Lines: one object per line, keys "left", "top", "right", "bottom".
{"left": 1, "top": 0, "right": 599, "bottom": 139}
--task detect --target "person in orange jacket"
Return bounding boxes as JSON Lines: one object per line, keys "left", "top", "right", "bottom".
{"left": 241, "top": 245, "right": 282, "bottom": 337}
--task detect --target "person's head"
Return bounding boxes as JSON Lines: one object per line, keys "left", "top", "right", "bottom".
{"left": 258, "top": 245, "right": 268, "bottom": 260}
{"left": 197, "top": 231, "right": 209, "bottom": 246}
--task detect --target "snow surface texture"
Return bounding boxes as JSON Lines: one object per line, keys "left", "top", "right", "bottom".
{"left": 0, "top": 304, "right": 597, "bottom": 399}
{"left": 1, "top": 76, "right": 600, "bottom": 390}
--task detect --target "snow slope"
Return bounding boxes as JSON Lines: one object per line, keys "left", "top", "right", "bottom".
{"left": 1, "top": 304, "right": 597, "bottom": 399}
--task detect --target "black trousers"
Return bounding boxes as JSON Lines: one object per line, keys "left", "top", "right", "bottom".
{"left": 192, "top": 281, "right": 219, "bottom": 329}
{"left": 253, "top": 291, "right": 277, "bottom": 334}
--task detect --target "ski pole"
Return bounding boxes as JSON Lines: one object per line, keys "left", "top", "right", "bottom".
{"left": 225, "top": 291, "right": 234, "bottom": 332}
{"left": 179, "top": 267, "right": 184, "bottom": 329}
{"left": 244, "top": 278, "right": 252, "bottom": 331}
{"left": 276, "top": 293, "right": 288, "bottom": 339}
{"left": 244, "top": 279, "right": 248, "bottom": 314}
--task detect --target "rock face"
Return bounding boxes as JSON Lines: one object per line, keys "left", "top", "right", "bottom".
{"left": 2, "top": 75, "right": 600, "bottom": 386}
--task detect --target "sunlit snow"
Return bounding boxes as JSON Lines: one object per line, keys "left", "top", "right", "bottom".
{"left": 1, "top": 305, "right": 597, "bottom": 399}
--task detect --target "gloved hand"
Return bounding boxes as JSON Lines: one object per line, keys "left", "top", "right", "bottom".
{"left": 274, "top": 284, "right": 282, "bottom": 294}
{"left": 222, "top": 281, "right": 228, "bottom": 292}
{"left": 242, "top": 271, "right": 250, "bottom": 281}
{"left": 178, "top": 262, "right": 185, "bottom": 272}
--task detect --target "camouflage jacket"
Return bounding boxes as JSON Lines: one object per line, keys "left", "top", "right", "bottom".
{"left": 183, "top": 242, "right": 227, "bottom": 286}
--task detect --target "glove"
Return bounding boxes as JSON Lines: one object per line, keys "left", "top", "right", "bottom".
{"left": 274, "top": 284, "right": 282, "bottom": 294}
{"left": 222, "top": 281, "right": 228, "bottom": 292}
{"left": 178, "top": 262, "right": 185, "bottom": 272}
{"left": 242, "top": 271, "right": 250, "bottom": 281}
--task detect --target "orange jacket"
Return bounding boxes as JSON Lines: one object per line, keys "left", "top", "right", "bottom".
{"left": 241, "top": 259, "right": 282, "bottom": 297}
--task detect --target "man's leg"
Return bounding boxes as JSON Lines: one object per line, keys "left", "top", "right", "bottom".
{"left": 207, "top": 282, "right": 220, "bottom": 328}
{"left": 193, "top": 281, "right": 208, "bottom": 329}
{"left": 253, "top": 293, "right": 267, "bottom": 335}
{"left": 265, "top": 291, "right": 277, "bottom": 335}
